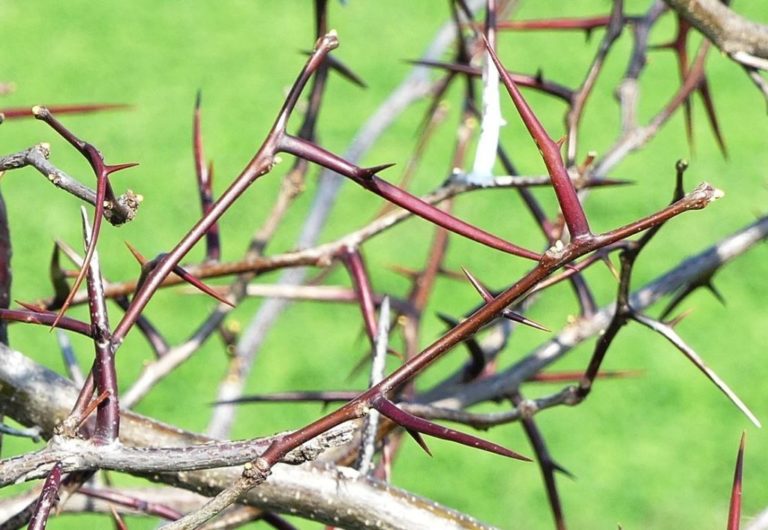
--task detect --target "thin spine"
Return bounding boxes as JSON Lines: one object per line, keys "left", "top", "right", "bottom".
{"left": 632, "top": 313, "right": 759, "bottom": 427}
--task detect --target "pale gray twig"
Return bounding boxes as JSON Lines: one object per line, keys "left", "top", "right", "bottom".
{"left": 355, "top": 296, "right": 390, "bottom": 475}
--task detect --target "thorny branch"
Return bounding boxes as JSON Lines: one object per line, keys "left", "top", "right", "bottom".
{"left": 1, "top": 2, "right": 767, "bottom": 529}
{"left": 0, "top": 144, "right": 140, "bottom": 226}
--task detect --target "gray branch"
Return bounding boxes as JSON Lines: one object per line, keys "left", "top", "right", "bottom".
{"left": 665, "top": 0, "right": 768, "bottom": 62}
{"left": 0, "top": 346, "right": 495, "bottom": 530}
{"left": 0, "top": 425, "right": 354, "bottom": 487}
{"left": 0, "top": 144, "right": 140, "bottom": 225}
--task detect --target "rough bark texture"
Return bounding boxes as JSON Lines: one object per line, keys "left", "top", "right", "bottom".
{"left": 666, "top": 0, "right": 768, "bottom": 58}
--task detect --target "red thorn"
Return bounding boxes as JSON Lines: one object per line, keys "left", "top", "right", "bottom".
{"left": 172, "top": 265, "right": 234, "bottom": 308}
{"left": 1, "top": 103, "right": 130, "bottom": 120}
{"left": 405, "top": 428, "right": 433, "bottom": 457}
{"left": 727, "top": 432, "right": 746, "bottom": 530}
{"left": 698, "top": 80, "right": 728, "bottom": 158}
{"left": 360, "top": 162, "right": 397, "bottom": 179}
{"left": 527, "top": 369, "right": 643, "bottom": 383}
{"left": 105, "top": 162, "right": 139, "bottom": 174}
{"left": 461, "top": 267, "right": 493, "bottom": 302}
{"left": 16, "top": 300, "right": 49, "bottom": 313}
{"left": 124, "top": 241, "right": 148, "bottom": 265}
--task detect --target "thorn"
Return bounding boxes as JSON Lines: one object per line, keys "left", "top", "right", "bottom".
{"left": 461, "top": 267, "right": 493, "bottom": 302}
{"left": 16, "top": 300, "right": 49, "bottom": 312}
{"left": 602, "top": 255, "right": 620, "bottom": 281}
{"left": 704, "top": 280, "right": 726, "bottom": 306}
{"left": 49, "top": 243, "right": 71, "bottom": 309}
{"left": 301, "top": 50, "right": 367, "bottom": 88}
{"left": 727, "top": 432, "right": 746, "bottom": 530}
{"left": 406, "top": 428, "right": 433, "bottom": 456}
{"left": 3, "top": 103, "right": 129, "bottom": 120}
{"left": 195, "top": 88, "right": 202, "bottom": 109}
{"left": 124, "top": 241, "right": 148, "bottom": 265}
{"left": 665, "top": 308, "right": 694, "bottom": 328}
{"left": 527, "top": 369, "right": 643, "bottom": 383}
{"left": 172, "top": 265, "right": 234, "bottom": 307}
{"left": 633, "top": 313, "right": 761, "bottom": 427}
{"left": 436, "top": 312, "right": 487, "bottom": 380}
{"left": 501, "top": 308, "right": 550, "bottom": 332}
{"left": 360, "top": 162, "right": 397, "bottom": 179}
{"left": 650, "top": 41, "right": 675, "bottom": 51}
{"left": 585, "top": 177, "right": 635, "bottom": 187}
{"left": 551, "top": 460, "right": 576, "bottom": 479}
{"left": 126, "top": 242, "right": 232, "bottom": 307}
{"left": 697, "top": 79, "right": 728, "bottom": 158}
{"left": 436, "top": 312, "right": 459, "bottom": 327}
{"left": 105, "top": 162, "right": 139, "bottom": 175}
{"left": 437, "top": 267, "right": 466, "bottom": 281}
{"left": 387, "top": 264, "right": 419, "bottom": 279}
{"left": 463, "top": 268, "right": 547, "bottom": 330}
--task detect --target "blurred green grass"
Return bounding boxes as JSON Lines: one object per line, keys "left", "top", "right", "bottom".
{"left": 1, "top": 1, "right": 767, "bottom": 529}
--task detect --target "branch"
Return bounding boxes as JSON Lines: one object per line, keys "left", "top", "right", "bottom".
{"left": 0, "top": 429, "right": 354, "bottom": 486}
{"left": 0, "top": 144, "right": 140, "bottom": 226}
{"left": 422, "top": 215, "right": 768, "bottom": 409}
{"left": 665, "top": 0, "right": 768, "bottom": 62}
{"left": 0, "top": 345, "right": 498, "bottom": 530}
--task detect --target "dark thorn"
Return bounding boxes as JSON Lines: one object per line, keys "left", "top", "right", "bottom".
{"left": 359, "top": 162, "right": 397, "bottom": 180}
{"left": 436, "top": 312, "right": 486, "bottom": 380}
{"left": 405, "top": 428, "right": 433, "bottom": 457}
{"left": 501, "top": 308, "right": 550, "bottom": 332}
{"left": 727, "top": 432, "right": 746, "bottom": 530}
{"left": 551, "top": 460, "right": 576, "bottom": 479}
{"left": 704, "top": 281, "right": 726, "bottom": 306}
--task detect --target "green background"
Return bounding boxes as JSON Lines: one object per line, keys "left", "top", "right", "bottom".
{"left": 1, "top": 1, "right": 767, "bottom": 528}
